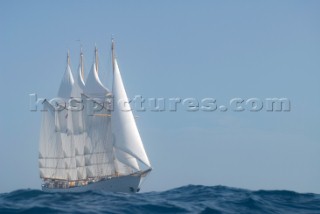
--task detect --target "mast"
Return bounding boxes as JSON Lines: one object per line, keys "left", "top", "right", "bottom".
{"left": 111, "top": 38, "right": 116, "bottom": 93}
{"left": 95, "top": 46, "right": 99, "bottom": 74}
{"left": 111, "top": 38, "right": 115, "bottom": 72}
{"left": 110, "top": 38, "right": 118, "bottom": 174}
{"left": 80, "top": 48, "right": 84, "bottom": 80}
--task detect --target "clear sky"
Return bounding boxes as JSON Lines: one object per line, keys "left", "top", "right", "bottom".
{"left": 1, "top": 1, "right": 320, "bottom": 193}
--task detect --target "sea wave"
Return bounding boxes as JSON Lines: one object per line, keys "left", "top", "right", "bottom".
{"left": 0, "top": 185, "right": 319, "bottom": 214}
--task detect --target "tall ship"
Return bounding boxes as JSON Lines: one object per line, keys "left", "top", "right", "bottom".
{"left": 39, "top": 40, "right": 152, "bottom": 193}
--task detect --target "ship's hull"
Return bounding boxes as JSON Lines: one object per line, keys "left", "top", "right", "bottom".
{"left": 42, "top": 173, "right": 145, "bottom": 193}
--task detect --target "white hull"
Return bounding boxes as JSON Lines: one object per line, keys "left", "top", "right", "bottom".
{"left": 42, "top": 170, "right": 150, "bottom": 193}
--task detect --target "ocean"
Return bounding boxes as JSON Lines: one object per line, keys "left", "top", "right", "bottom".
{"left": 0, "top": 185, "right": 319, "bottom": 213}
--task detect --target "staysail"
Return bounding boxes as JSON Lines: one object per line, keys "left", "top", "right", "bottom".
{"left": 111, "top": 48, "right": 151, "bottom": 168}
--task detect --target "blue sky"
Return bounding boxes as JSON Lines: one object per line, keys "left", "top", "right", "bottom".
{"left": 1, "top": 1, "right": 320, "bottom": 193}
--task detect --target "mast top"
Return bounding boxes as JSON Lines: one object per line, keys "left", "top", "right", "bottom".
{"left": 67, "top": 50, "right": 71, "bottom": 66}
{"left": 111, "top": 38, "right": 116, "bottom": 74}
{"left": 94, "top": 45, "right": 99, "bottom": 73}
{"left": 111, "top": 37, "right": 117, "bottom": 62}
{"left": 111, "top": 38, "right": 115, "bottom": 57}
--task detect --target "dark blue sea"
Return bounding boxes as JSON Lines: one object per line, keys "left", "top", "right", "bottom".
{"left": 0, "top": 185, "right": 319, "bottom": 214}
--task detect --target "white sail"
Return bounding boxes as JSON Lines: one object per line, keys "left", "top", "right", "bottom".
{"left": 58, "top": 54, "right": 74, "bottom": 98}
{"left": 74, "top": 133, "right": 87, "bottom": 180}
{"left": 71, "top": 51, "right": 85, "bottom": 98}
{"left": 111, "top": 58, "right": 151, "bottom": 168}
{"left": 81, "top": 51, "right": 115, "bottom": 178}
{"left": 114, "top": 148, "right": 139, "bottom": 171}
{"left": 40, "top": 53, "right": 75, "bottom": 180}
{"left": 56, "top": 54, "right": 78, "bottom": 180}
{"left": 69, "top": 52, "right": 87, "bottom": 180}
{"left": 39, "top": 100, "right": 67, "bottom": 180}
{"left": 56, "top": 56, "right": 74, "bottom": 133}
{"left": 68, "top": 52, "right": 86, "bottom": 137}
{"left": 84, "top": 63, "right": 110, "bottom": 96}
